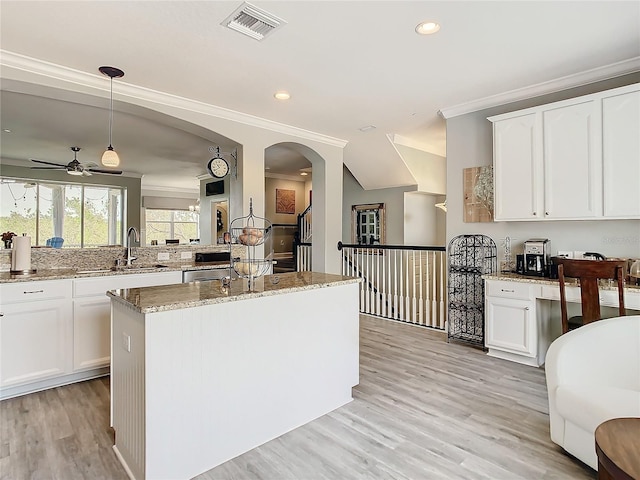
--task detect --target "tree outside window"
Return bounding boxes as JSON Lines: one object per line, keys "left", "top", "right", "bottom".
{"left": 0, "top": 179, "right": 124, "bottom": 247}
{"left": 146, "top": 209, "right": 198, "bottom": 245}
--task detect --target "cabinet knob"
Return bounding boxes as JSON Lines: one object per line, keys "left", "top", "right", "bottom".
{"left": 533, "top": 212, "right": 537, "bottom": 216}
{"left": 524, "top": 306, "right": 530, "bottom": 310}
{"left": 545, "top": 212, "right": 549, "bottom": 216}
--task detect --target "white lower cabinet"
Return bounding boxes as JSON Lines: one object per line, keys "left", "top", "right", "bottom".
{"left": 484, "top": 279, "right": 548, "bottom": 367}
{"left": 486, "top": 296, "right": 535, "bottom": 356}
{"left": 0, "top": 279, "right": 72, "bottom": 388}
{"left": 0, "top": 270, "right": 183, "bottom": 399}
{"left": 1, "top": 297, "right": 71, "bottom": 387}
{"left": 73, "top": 297, "right": 111, "bottom": 371}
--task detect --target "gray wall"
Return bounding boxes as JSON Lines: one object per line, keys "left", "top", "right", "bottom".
{"left": 445, "top": 73, "right": 640, "bottom": 260}
{"left": 343, "top": 166, "right": 416, "bottom": 245}
{"left": 0, "top": 162, "right": 142, "bottom": 234}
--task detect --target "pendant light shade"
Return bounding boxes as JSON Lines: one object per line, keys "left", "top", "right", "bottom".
{"left": 99, "top": 66, "right": 125, "bottom": 168}
{"left": 101, "top": 146, "right": 120, "bottom": 167}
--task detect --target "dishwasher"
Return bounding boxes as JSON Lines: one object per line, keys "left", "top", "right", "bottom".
{"left": 182, "top": 252, "right": 237, "bottom": 283}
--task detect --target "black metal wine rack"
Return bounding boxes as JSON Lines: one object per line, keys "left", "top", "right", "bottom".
{"left": 447, "top": 234, "right": 497, "bottom": 347}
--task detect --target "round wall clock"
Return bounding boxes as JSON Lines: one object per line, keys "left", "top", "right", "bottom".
{"left": 207, "top": 157, "right": 229, "bottom": 178}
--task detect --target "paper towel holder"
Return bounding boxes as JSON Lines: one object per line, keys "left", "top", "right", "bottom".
{"left": 9, "top": 233, "right": 37, "bottom": 275}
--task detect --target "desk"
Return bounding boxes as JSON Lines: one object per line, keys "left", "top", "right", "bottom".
{"left": 483, "top": 274, "right": 640, "bottom": 366}
{"left": 595, "top": 418, "right": 640, "bottom": 480}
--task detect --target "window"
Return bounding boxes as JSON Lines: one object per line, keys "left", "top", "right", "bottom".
{"left": 145, "top": 209, "right": 198, "bottom": 245}
{"left": 0, "top": 178, "right": 124, "bottom": 247}
{"left": 351, "top": 203, "right": 385, "bottom": 245}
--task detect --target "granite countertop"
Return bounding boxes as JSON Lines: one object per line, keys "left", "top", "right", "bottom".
{"left": 107, "top": 271, "right": 361, "bottom": 314}
{"left": 483, "top": 272, "right": 640, "bottom": 292}
{"left": 0, "top": 262, "right": 231, "bottom": 284}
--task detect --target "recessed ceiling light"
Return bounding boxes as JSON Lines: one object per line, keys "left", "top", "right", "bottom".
{"left": 359, "top": 125, "right": 376, "bottom": 132}
{"left": 274, "top": 91, "right": 290, "bottom": 100}
{"left": 415, "top": 21, "right": 440, "bottom": 35}
{"left": 300, "top": 172, "right": 308, "bottom": 176}
{"left": 2, "top": 129, "right": 11, "bottom": 133}
{"left": 265, "top": 167, "right": 271, "bottom": 170}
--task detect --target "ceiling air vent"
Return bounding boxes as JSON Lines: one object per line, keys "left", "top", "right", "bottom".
{"left": 221, "top": 2, "right": 286, "bottom": 41}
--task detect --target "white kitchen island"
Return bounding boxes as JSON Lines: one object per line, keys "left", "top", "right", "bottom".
{"left": 108, "top": 271, "right": 360, "bottom": 480}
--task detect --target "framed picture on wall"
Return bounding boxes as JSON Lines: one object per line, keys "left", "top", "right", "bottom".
{"left": 276, "top": 189, "right": 296, "bottom": 214}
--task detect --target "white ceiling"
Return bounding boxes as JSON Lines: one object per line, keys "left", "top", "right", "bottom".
{"left": 1, "top": 1, "right": 639, "bottom": 191}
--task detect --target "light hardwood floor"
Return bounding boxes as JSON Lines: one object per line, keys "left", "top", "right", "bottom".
{"left": 1, "top": 315, "right": 594, "bottom": 479}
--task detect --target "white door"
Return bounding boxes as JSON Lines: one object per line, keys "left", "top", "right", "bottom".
{"left": 0, "top": 300, "right": 69, "bottom": 387}
{"left": 485, "top": 296, "right": 535, "bottom": 356}
{"left": 602, "top": 89, "right": 640, "bottom": 218}
{"left": 543, "top": 100, "right": 602, "bottom": 219}
{"left": 73, "top": 297, "right": 111, "bottom": 371}
{"left": 493, "top": 113, "right": 541, "bottom": 220}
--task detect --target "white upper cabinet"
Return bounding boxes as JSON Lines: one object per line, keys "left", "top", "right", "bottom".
{"left": 493, "top": 113, "right": 541, "bottom": 220}
{"left": 542, "top": 99, "right": 601, "bottom": 219}
{"left": 602, "top": 89, "right": 640, "bottom": 218}
{"left": 489, "top": 83, "right": 639, "bottom": 221}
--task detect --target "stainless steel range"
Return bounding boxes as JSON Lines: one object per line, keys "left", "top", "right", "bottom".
{"left": 182, "top": 251, "right": 236, "bottom": 283}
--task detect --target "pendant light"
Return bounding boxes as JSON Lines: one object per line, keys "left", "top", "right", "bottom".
{"left": 99, "top": 66, "right": 125, "bottom": 167}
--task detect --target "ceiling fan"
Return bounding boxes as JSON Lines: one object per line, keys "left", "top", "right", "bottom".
{"left": 31, "top": 146, "right": 123, "bottom": 176}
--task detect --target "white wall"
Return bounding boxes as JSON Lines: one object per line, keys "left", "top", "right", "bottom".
{"left": 445, "top": 73, "right": 640, "bottom": 260}
{"left": 403, "top": 192, "right": 446, "bottom": 246}
{"left": 395, "top": 144, "right": 446, "bottom": 195}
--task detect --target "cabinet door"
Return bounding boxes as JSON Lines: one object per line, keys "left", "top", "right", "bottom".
{"left": 485, "top": 296, "right": 535, "bottom": 356}
{"left": 493, "top": 113, "right": 542, "bottom": 220}
{"left": 73, "top": 297, "right": 111, "bottom": 371}
{"left": 543, "top": 100, "right": 602, "bottom": 219}
{"left": 602, "top": 89, "right": 640, "bottom": 218}
{"left": 0, "top": 299, "right": 69, "bottom": 387}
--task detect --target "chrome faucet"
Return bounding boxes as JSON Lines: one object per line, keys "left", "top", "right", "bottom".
{"left": 125, "top": 227, "right": 140, "bottom": 267}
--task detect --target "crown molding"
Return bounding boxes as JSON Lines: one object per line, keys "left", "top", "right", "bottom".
{"left": 0, "top": 50, "right": 348, "bottom": 148}
{"left": 438, "top": 57, "right": 640, "bottom": 119}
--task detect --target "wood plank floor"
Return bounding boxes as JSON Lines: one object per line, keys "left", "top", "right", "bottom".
{"left": 1, "top": 315, "right": 595, "bottom": 479}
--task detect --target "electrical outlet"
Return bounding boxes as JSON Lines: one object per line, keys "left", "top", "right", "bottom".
{"left": 122, "top": 332, "right": 131, "bottom": 352}
{"left": 157, "top": 252, "right": 170, "bottom": 261}
{"left": 181, "top": 251, "right": 192, "bottom": 260}
{"left": 557, "top": 250, "right": 573, "bottom": 258}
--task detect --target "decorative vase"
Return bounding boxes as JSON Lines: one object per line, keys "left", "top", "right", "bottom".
{"left": 3, "top": 240, "right": 11, "bottom": 249}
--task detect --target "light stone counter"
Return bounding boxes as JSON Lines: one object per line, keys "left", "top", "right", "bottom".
{"left": 483, "top": 272, "right": 640, "bottom": 293}
{"left": 0, "top": 262, "right": 232, "bottom": 284}
{"left": 107, "top": 271, "right": 360, "bottom": 314}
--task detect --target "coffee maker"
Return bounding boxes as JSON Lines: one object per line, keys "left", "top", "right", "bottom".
{"left": 523, "top": 238, "right": 550, "bottom": 276}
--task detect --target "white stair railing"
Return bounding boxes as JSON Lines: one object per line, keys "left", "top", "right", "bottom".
{"left": 296, "top": 243, "right": 312, "bottom": 272}
{"left": 298, "top": 204, "right": 312, "bottom": 243}
{"left": 338, "top": 242, "right": 447, "bottom": 330}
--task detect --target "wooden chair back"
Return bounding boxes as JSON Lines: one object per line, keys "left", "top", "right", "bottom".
{"left": 552, "top": 257, "right": 626, "bottom": 334}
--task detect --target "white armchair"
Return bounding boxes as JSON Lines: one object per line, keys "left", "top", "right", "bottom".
{"left": 545, "top": 315, "right": 640, "bottom": 469}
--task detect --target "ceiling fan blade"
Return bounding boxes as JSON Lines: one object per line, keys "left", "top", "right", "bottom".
{"left": 86, "top": 168, "right": 123, "bottom": 175}
{"left": 31, "top": 158, "right": 67, "bottom": 167}
{"left": 31, "top": 166, "right": 66, "bottom": 170}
